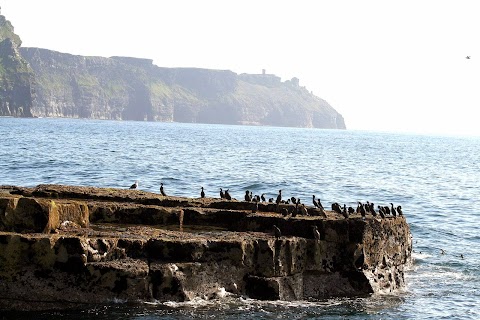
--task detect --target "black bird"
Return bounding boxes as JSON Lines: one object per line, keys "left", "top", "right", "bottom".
{"left": 292, "top": 202, "right": 298, "bottom": 217}
{"left": 313, "top": 195, "right": 319, "bottom": 208}
{"left": 348, "top": 206, "right": 355, "bottom": 215}
{"left": 268, "top": 198, "right": 274, "bottom": 203}
{"left": 245, "top": 190, "right": 251, "bottom": 202}
{"left": 332, "top": 202, "right": 342, "bottom": 215}
{"left": 390, "top": 203, "right": 397, "bottom": 218}
{"left": 342, "top": 204, "right": 349, "bottom": 219}
{"left": 384, "top": 205, "right": 391, "bottom": 215}
{"left": 291, "top": 196, "right": 297, "bottom": 205}
{"left": 370, "top": 204, "right": 377, "bottom": 217}
{"left": 129, "top": 180, "right": 138, "bottom": 189}
{"left": 220, "top": 188, "right": 225, "bottom": 199}
{"left": 281, "top": 208, "right": 289, "bottom": 217}
{"left": 358, "top": 202, "right": 366, "bottom": 218}
{"left": 273, "top": 225, "right": 282, "bottom": 239}
{"left": 261, "top": 193, "right": 266, "bottom": 202}
{"left": 317, "top": 198, "right": 325, "bottom": 210}
{"left": 160, "top": 183, "right": 167, "bottom": 196}
{"left": 312, "top": 225, "right": 321, "bottom": 241}
{"left": 225, "top": 189, "right": 232, "bottom": 200}
{"left": 397, "top": 205, "right": 403, "bottom": 216}
{"left": 276, "top": 190, "right": 282, "bottom": 204}
{"left": 378, "top": 205, "right": 385, "bottom": 219}
{"left": 200, "top": 187, "right": 205, "bottom": 198}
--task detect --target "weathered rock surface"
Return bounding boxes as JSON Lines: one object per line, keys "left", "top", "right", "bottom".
{"left": 0, "top": 184, "right": 412, "bottom": 311}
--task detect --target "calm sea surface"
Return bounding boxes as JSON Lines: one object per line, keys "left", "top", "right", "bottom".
{"left": 1, "top": 117, "right": 479, "bottom": 319}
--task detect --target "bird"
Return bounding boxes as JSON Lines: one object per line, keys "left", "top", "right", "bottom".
{"left": 397, "top": 205, "right": 403, "bottom": 216}
{"left": 466, "top": 56, "right": 471, "bottom": 59}
{"left": 281, "top": 208, "right": 289, "bottom": 217}
{"left": 342, "top": 204, "right": 349, "bottom": 219}
{"left": 160, "top": 183, "right": 167, "bottom": 196}
{"left": 261, "top": 193, "right": 266, "bottom": 202}
{"left": 245, "top": 190, "right": 251, "bottom": 202}
{"left": 312, "top": 225, "right": 321, "bottom": 241}
{"left": 291, "top": 196, "right": 297, "bottom": 205}
{"left": 129, "top": 180, "right": 138, "bottom": 189}
{"left": 273, "top": 225, "right": 281, "bottom": 239}
{"left": 276, "top": 190, "right": 282, "bottom": 204}
{"left": 317, "top": 198, "right": 325, "bottom": 210}
{"left": 390, "top": 203, "right": 397, "bottom": 217}
{"left": 220, "top": 188, "right": 225, "bottom": 199}
{"left": 200, "top": 187, "right": 205, "bottom": 198}
{"left": 313, "top": 195, "right": 319, "bottom": 208}
{"left": 225, "top": 189, "right": 232, "bottom": 200}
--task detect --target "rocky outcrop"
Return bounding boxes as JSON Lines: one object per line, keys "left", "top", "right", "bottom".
{"left": 0, "top": 184, "right": 411, "bottom": 311}
{"left": 0, "top": 15, "right": 35, "bottom": 117}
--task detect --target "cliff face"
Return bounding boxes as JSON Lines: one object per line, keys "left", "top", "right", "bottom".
{"left": 19, "top": 48, "right": 345, "bottom": 128}
{"left": 0, "top": 11, "right": 345, "bottom": 129}
{"left": 0, "top": 15, "right": 35, "bottom": 117}
{"left": 0, "top": 184, "right": 411, "bottom": 311}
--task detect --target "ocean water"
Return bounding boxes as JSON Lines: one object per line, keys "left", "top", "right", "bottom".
{"left": 1, "top": 117, "right": 479, "bottom": 319}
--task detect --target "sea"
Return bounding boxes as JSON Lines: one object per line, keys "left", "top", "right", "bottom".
{"left": 1, "top": 117, "right": 479, "bottom": 320}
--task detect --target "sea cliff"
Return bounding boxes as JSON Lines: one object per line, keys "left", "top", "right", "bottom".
{"left": 0, "top": 12, "right": 345, "bottom": 129}
{"left": 0, "top": 184, "right": 412, "bottom": 311}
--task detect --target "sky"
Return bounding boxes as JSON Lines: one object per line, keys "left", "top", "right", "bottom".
{"left": 2, "top": 0, "right": 479, "bottom": 136}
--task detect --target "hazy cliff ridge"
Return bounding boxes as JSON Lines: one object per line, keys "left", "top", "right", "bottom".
{"left": 0, "top": 12, "right": 346, "bottom": 129}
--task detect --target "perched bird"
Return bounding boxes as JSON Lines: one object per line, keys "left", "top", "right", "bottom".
{"left": 348, "top": 206, "right": 355, "bottom": 215}
{"left": 397, "top": 205, "right": 403, "bottom": 216}
{"left": 281, "top": 208, "right": 289, "bottom": 217}
{"left": 245, "top": 190, "right": 252, "bottom": 202}
{"left": 261, "top": 193, "right": 266, "bottom": 202}
{"left": 317, "top": 198, "right": 325, "bottom": 210}
{"left": 276, "top": 190, "right": 282, "bottom": 204}
{"left": 342, "top": 204, "right": 349, "bottom": 219}
{"left": 299, "top": 203, "right": 309, "bottom": 216}
{"left": 160, "top": 183, "right": 167, "bottom": 196}
{"left": 291, "top": 196, "right": 297, "bottom": 205}
{"left": 312, "top": 225, "right": 321, "bottom": 241}
{"left": 313, "top": 195, "right": 319, "bottom": 208}
{"left": 225, "top": 189, "right": 232, "bottom": 200}
{"left": 268, "top": 198, "right": 274, "bottom": 203}
{"left": 332, "top": 202, "right": 342, "bottom": 215}
{"left": 220, "top": 188, "right": 225, "bottom": 199}
{"left": 273, "top": 225, "right": 282, "bottom": 239}
{"left": 200, "top": 187, "right": 205, "bottom": 198}
{"left": 129, "top": 181, "right": 138, "bottom": 189}
{"left": 390, "top": 203, "right": 397, "bottom": 218}
{"left": 378, "top": 205, "right": 385, "bottom": 219}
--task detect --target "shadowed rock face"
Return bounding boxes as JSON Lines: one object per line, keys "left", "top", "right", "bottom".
{"left": 0, "top": 184, "right": 412, "bottom": 311}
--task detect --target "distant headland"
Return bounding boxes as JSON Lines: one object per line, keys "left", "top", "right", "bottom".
{"left": 0, "top": 12, "right": 346, "bottom": 129}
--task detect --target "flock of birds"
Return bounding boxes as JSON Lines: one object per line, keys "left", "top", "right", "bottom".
{"left": 128, "top": 181, "right": 403, "bottom": 221}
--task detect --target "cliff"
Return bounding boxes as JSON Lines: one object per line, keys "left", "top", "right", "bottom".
{"left": 0, "top": 12, "right": 345, "bottom": 129}
{"left": 0, "top": 15, "right": 35, "bottom": 117}
{"left": 0, "top": 184, "right": 412, "bottom": 311}
{"left": 19, "top": 48, "right": 345, "bottom": 128}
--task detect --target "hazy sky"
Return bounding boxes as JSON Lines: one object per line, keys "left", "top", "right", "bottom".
{"left": 2, "top": 1, "right": 479, "bottom": 136}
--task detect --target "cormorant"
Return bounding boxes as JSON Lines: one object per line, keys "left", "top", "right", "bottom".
{"left": 291, "top": 196, "right": 297, "bottom": 205}
{"left": 397, "top": 205, "right": 403, "bottom": 216}
{"left": 200, "top": 187, "right": 205, "bottom": 198}
{"left": 390, "top": 203, "right": 397, "bottom": 217}
{"left": 317, "top": 198, "right": 325, "bottom": 210}
{"left": 313, "top": 195, "right": 319, "bottom": 208}
{"left": 273, "top": 225, "right": 281, "bottom": 239}
{"left": 160, "top": 183, "right": 167, "bottom": 196}
{"left": 220, "top": 188, "right": 225, "bottom": 199}
{"left": 342, "top": 204, "right": 349, "bottom": 219}
{"left": 276, "top": 190, "right": 282, "bottom": 204}
{"left": 261, "top": 193, "right": 266, "bottom": 202}
{"left": 225, "top": 189, "right": 232, "bottom": 200}
{"left": 245, "top": 190, "right": 251, "bottom": 202}
{"left": 129, "top": 181, "right": 138, "bottom": 189}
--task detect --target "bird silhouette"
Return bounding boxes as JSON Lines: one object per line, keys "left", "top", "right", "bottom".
{"left": 276, "top": 190, "right": 282, "bottom": 204}
{"left": 160, "top": 183, "right": 167, "bottom": 196}
{"left": 129, "top": 181, "right": 138, "bottom": 189}
{"left": 225, "top": 189, "right": 232, "bottom": 200}
{"left": 220, "top": 188, "right": 225, "bottom": 199}
{"left": 200, "top": 187, "right": 205, "bottom": 198}
{"left": 261, "top": 193, "right": 266, "bottom": 202}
